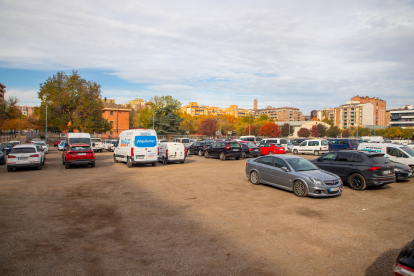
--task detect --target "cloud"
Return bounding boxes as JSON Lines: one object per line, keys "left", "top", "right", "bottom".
{"left": 6, "top": 89, "right": 41, "bottom": 106}
{"left": 1, "top": 0, "right": 414, "bottom": 113}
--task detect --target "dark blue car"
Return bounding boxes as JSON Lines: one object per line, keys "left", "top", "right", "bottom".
{"left": 0, "top": 144, "right": 5, "bottom": 165}
{"left": 328, "top": 139, "right": 358, "bottom": 151}
{"left": 1, "top": 142, "right": 14, "bottom": 155}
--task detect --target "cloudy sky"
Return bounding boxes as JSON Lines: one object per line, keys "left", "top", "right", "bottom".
{"left": 1, "top": 0, "right": 413, "bottom": 114}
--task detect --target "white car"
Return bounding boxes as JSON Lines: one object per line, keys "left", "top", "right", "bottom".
{"left": 33, "top": 141, "right": 49, "bottom": 154}
{"left": 292, "top": 139, "right": 329, "bottom": 156}
{"left": 91, "top": 138, "right": 104, "bottom": 152}
{"left": 58, "top": 141, "right": 66, "bottom": 151}
{"left": 7, "top": 144, "right": 44, "bottom": 172}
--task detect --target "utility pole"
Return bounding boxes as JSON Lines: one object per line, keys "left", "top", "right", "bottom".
{"left": 45, "top": 104, "right": 48, "bottom": 142}
{"left": 249, "top": 114, "right": 251, "bottom": 136}
{"left": 153, "top": 110, "right": 155, "bottom": 130}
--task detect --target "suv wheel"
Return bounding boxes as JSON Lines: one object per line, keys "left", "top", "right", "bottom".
{"left": 198, "top": 150, "right": 203, "bottom": 156}
{"left": 204, "top": 151, "right": 209, "bottom": 158}
{"left": 348, "top": 173, "right": 366, "bottom": 190}
{"left": 219, "top": 152, "right": 225, "bottom": 161}
{"left": 250, "top": 171, "right": 260, "bottom": 185}
{"left": 293, "top": 181, "right": 307, "bottom": 197}
{"left": 314, "top": 150, "right": 319, "bottom": 156}
{"left": 7, "top": 166, "right": 13, "bottom": 172}
{"left": 293, "top": 149, "right": 298, "bottom": 155}
{"left": 241, "top": 152, "right": 246, "bottom": 159}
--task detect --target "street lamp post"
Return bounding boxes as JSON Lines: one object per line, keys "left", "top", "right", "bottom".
{"left": 45, "top": 104, "right": 48, "bottom": 143}
{"left": 249, "top": 114, "right": 251, "bottom": 136}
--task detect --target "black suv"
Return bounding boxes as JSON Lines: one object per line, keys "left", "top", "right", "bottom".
{"left": 240, "top": 142, "right": 261, "bottom": 158}
{"left": 310, "top": 150, "right": 395, "bottom": 190}
{"left": 188, "top": 140, "right": 214, "bottom": 156}
{"left": 204, "top": 141, "right": 242, "bottom": 161}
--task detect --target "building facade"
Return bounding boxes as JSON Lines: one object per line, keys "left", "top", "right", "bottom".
{"left": 0, "top": 83, "right": 5, "bottom": 100}
{"left": 350, "top": 96, "right": 387, "bottom": 126}
{"left": 102, "top": 102, "right": 130, "bottom": 135}
{"left": 18, "top": 106, "right": 35, "bottom": 116}
{"left": 181, "top": 102, "right": 249, "bottom": 117}
{"left": 334, "top": 103, "right": 374, "bottom": 129}
{"left": 126, "top": 98, "right": 147, "bottom": 110}
{"left": 388, "top": 105, "right": 414, "bottom": 128}
{"left": 253, "top": 107, "right": 303, "bottom": 121}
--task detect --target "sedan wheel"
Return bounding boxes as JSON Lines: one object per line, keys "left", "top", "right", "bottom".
{"left": 348, "top": 173, "right": 366, "bottom": 190}
{"left": 242, "top": 152, "right": 247, "bottom": 159}
{"left": 204, "top": 151, "right": 209, "bottom": 158}
{"left": 219, "top": 152, "right": 225, "bottom": 161}
{"left": 250, "top": 171, "right": 260, "bottom": 185}
{"left": 293, "top": 181, "right": 307, "bottom": 197}
{"left": 268, "top": 152, "right": 273, "bottom": 155}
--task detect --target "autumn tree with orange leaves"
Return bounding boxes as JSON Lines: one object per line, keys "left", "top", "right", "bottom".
{"left": 259, "top": 122, "right": 281, "bottom": 137}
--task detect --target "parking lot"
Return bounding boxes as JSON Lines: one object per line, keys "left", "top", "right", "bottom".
{"left": 0, "top": 147, "right": 413, "bottom": 275}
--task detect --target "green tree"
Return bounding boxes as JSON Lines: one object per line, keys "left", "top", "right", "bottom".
{"left": 179, "top": 116, "right": 199, "bottom": 134}
{"left": 256, "top": 114, "right": 273, "bottom": 122}
{"left": 0, "top": 97, "right": 19, "bottom": 127}
{"left": 149, "top": 96, "right": 181, "bottom": 111}
{"left": 37, "top": 71, "right": 111, "bottom": 133}
{"left": 321, "top": 117, "right": 333, "bottom": 126}
{"left": 151, "top": 105, "right": 184, "bottom": 135}
{"left": 327, "top": 126, "right": 341, "bottom": 138}
{"left": 281, "top": 123, "right": 294, "bottom": 137}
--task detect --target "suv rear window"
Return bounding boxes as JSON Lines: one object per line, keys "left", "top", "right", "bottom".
{"left": 11, "top": 148, "right": 36, "bottom": 154}
{"left": 181, "top": 139, "right": 190, "bottom": 143}
{"left": 71, "top": 146, "right": 92, "bottom": 152}
{"left": 369, "top": 155, "right": 390, "bottom": 165}
{"left": 229, "top": 143, "right": 240, "bottom": 148}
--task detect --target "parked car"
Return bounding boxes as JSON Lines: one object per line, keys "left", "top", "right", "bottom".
{"left": 62, "top": 143, "right": 95, "bottom": 169}
{"left": 30, "top": 139, "right": 44, "bottom": 144}
{"left": 109, "top": 140, "right": 118, "bottom": 152}
{"left": 58, "top": 140, "right": 66, "bottom": 151}
{"left": 9, "top": 141, "right": 21, "bottom": 146}
{"left": 188, "top": 140, "right": 214, "bottom": 156}
{"left": 290, "top": 138, "right": 307, "bottom": 146}
{"left": 258, "top": 143, "right": 286, "bottom": 155}
{"left": 7, "top": 144, "right": 44, "bottom": 172}
{"left": 0, "top": 144, "right": 5, "bottom": 165}
{"left": 91, "top": 138, "right": 104, "bottom": 152}
{"left": 2, "top": 142, "right": 14, "bottom": 155}
{"left": 240, "top": 136, "right": 263, "bottom": 145}
{"left": 389, "top": 160, "right": 412, "bottom": 181}
{"left": 54, "top": 139, "right": 64, "bottom": 147}
{"left": 394, "top": 239, "right": 414, "bottom": 276}
{"left": 310, "top": 151, "right": 395, "bottom": 190}
{"left": 328, "top": 139, "right": 358, "bottom": 151}
{"left": 239, "top": 142, "right": 261, "bottom": 158}
{"left": 292, "top": 139, "right": 329, "bottom": 156}
{"left": 158, "top": 142, "right": 186, "bottom": 164}
{"left": 33, "top": 141, "right": 49, "bottom": 154}
{"left": 246, "top": 155, "right": 343, "bottom": 197}
{"left": 259, "top": 138, "right": 289, "bottom": 152}
{"left": 103, "top": 139, "right": 112, "bottom": 150}
{"left": 204, "top": 141, "right": 242, "bottom": 161}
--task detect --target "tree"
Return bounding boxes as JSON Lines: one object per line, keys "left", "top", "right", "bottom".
{"left": 179, "top": 116, "right": 198, "bottom": 134}
{"left": 327, "top": 126, "right": 341, "bottom": 138}
{"left": 149, "top": 96, "right": 181, "bottom": 111}
{"left": 37, "top": 71, "right": 111, "bottom": 133}
{"left": 310, "top": 125, "right": 319, "bottom": 137}
{"left": 260, "top": 122, "right": 281, "bottom": 137}
{"left": 256, "top": 114, "right": 273, "bottom": 122}
{"left": 342, "top": 129, "right": 350, "bottom": 138}
{"left": 151, "top": 105, "right": 184, "bottom": 135}
{"left": 199, "top": 118, "right": 217, "bottom": 136}
{"left": 0, "top": 97, "right": 19, "bottom": 127}
{"left": 317, "top": 124, "right": 328, "bottom": 137}
{"left": 281, "top": 123, "right": 294, "bottom": 137}
{"left": 244, "top": 125, "right": 258, "bottom": 136}
{"left": 321, "top": 117, "right": 333, "bottom": 126}
{"left": 297, "top": 128, "right": 310, "bottom": 138}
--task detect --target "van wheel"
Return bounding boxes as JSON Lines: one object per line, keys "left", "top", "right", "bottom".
{"left": 293, "top": 149, "right": 298, "bottom": 155}
{"left": 348, "top": 173, "right": 366, "bottom": 190}
{"left": 180, "top": 158, "right": 185, "bottom": 164}
{"left": 113, "top": 155, "right": 118, "bottom": 163}
{"left": 314, "top": 150, "right": 319, "bottom": 156}
{"left": 152, "top": 162, "right": 157, "bottom": 166}
{"left": 198, "top": 150, "right": 203, "bottom": 156}
{"left": 162, "top": 157, "right": 167, "bottom": 165}
{"left": 204, "top": 151, "right": 209, "bottom": 158}
{"left": 219, "top": 152, "right": 226, "bottom": 161}
{"left": 127, "top": 157, "right": 133, "bottom": 168}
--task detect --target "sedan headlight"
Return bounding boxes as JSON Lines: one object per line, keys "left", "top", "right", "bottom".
{"left": 394, "top": 168, "right": 401, "bottom": 172}
{"left": 309, "top": 177, "right": 324, "bottom": 186}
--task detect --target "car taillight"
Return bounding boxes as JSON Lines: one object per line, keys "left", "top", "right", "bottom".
{"left": 30, "top": 154, "right": 39, "bottom": 157}
{"left": 249, "top": 148, "right": 253, "bottom": 151}
{"left": 166, "top": 149, "right": 168, "bottom": 156}
{"left": 394, "top": 263, "right": 414, "bottom": 276}
{"left": 368, "top": 166, "right": 382, "bottom": 171}
{"left": 349, "top": 143, "right": 351, "bottom": 148}
{"left": 320, "top": 147, "right": 322, "bottom": 150}
{"left": 225, "top": 144, "right": 229, "bottom": 150}
{"left": 131, "top": 147, "right": 134, "bottom": 157}
{"left": 246, "top": 162, "right": 248, "bottom": 167}
{"left": 8, "top": 155, "right": 16, "bottom": 158}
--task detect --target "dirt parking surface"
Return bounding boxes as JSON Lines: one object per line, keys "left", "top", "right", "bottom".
{"left": 0, "top": 147, "right": 413, "bottom": 275}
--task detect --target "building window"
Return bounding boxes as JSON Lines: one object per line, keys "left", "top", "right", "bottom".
{"left": 110, "top": 121, "right": 113, "bottom": 126}
{"left": 110, "top": 111, "right": 113, "bottom": 115}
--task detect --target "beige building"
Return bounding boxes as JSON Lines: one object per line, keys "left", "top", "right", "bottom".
{"left": 181, "top": 102, "right": 210, "bottom": 116}
{"left": 349, "top": 96, "right": 387, "bottom": 126}
{"left": 126, "top": 98, "right": 147, "bottom": 110}
{"left": 0, "top": 83, "right": 5, "bottom": 100}
{"left": 224, "top": 105, "right": 249, "bottom": 117}
{"left": 253, "top": 107, "right": 303, "bottom": 121}
{"left": 18, "top": 106, "right": 35, "bottom": 116}
{"left": 334, "top": 103, "right": 374, "bottom": 129}
{"left": 181, "top": 102, "right": 249, "bottom": 118}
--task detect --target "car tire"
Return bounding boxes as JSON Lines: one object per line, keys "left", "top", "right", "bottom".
{"left": 180, "top": 158, "right": 185, "bottom": 164}
{"left": 162, "top": 157, "right": 167, "bottom": 165}
{"left": 127, "top": 157, "right": 133, "bottom": 168}
{"left": 314, "top": 150, "right": 319, "bottom": 156}
{"left": 348, "top": 173, "right": 366, "bottom": 190}
{"left": 113, "top": 155, "right": 118, "bottom": 163}
{"left": 293, "top": 181, "right": 307, "bottom": 197}
{"left": 152, "top": 162, "right": 157, "bottom": 166}
{"left": 62, "top": 158, "right": 65, "bottom": 165}
{"left": 219, "top": 152, "right": 225, "bottom": 161}
{"left": 65, "top": 161, "right": 70, "bottom": 169}
{"left": 268, "top": 152, "right": 273, "bottom": 155}
{"left": 204, "top": 151, "right": 209, "bottom": 158}
{"left": 241, "top": 152, "right": 246, "bottom": 159}
{"left": 188, "top": 149, "right": 192, "bottom": 155}
{"left": 293, "top": 149, "right": 298, "bottom": 155}
{"left": 7, "top": 166, "right": 13, "bottom": 172}
{"left": 198, "top": 150, "right": 203, "bottom": 157}
{"left": 250, "top": 171, "right": 260, "bottom": 185}
{"left": 91, "top": 162, "right": 95, "bottom": 168}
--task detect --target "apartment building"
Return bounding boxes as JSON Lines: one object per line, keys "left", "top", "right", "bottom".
{"left": 350, "top": 96, "right": 386, "bottom": 126}
{"left": 181, "top": 102, "right": 210, "bottom": 116}
{"left": 181, "top": 102, "right": 248, "bottom": 117}
{"left": 18, "top": 106, "right": 35, "bottom": 116}
{"left": 224, "top": 105, "right": 249, "bottom": 117}
{"left": 102, "top": 101, "right": 130, "bottom": 135}
{"left": 126, "top": 98, "right": 147, "bottom": 110}
{"left": 334, "top": 102, "right": 375, "bottom": 129}
{"left": 253, "top": 106, "right": 303, "bottom": 121}
{"left": 0, "top": 83, "right": 5, "bottom": 100}
{"left": 388, "top": 105, "right": 414, "bottom": 128}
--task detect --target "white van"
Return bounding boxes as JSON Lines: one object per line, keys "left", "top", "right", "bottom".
{"left": 358, "top": 143, "right": 414, "bottom": 169}
{"left": 158, "top": 142, "right": 186, "bottom": 164}
{"left": 91, "top": 138, "right": 104, "bottom": 152}
{"left": 292, "top": 139, "right": 329, "bottom": 156}
{"left": 172, "top": 137, "right": 191, "bottom": 148}
{"left": 66, "top": 133, "right": 91, "bottom": 148}
{"left": 240, "top": 136, "right": 263, "bottom": 145}
{"left": 114, "top": 129, "right": 158, "bottom": 167}
{"left": 361, "top": 136, "right": 384, "bottom": 143}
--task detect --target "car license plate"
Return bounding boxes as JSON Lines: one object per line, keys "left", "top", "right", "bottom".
{"left": 18, "top": 157, "right": 28, "bottom": 160}
{"left": 383, "top": 170, "right": 391, "bottom": 175}
{"left": 78, "top": 153, "right": 86, "bottom": 155}
{"left": 329, "top": 187, "right": 339, "bottom": 192}
{"left": 233, "top": 149, "right": 239, "bottom": 151}
{"left": 255, "top": 149, "right": 259, "bottom": 151}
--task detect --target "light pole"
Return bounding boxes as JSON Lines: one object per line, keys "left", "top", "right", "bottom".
{"left": 153, "top": 110, "right": 155, "bottom": 130}
{"left": 45, "top": 104, "right": 48, "bottom": 142}
{"left": 249, "top": 114, "right": 251, "bottom": 136}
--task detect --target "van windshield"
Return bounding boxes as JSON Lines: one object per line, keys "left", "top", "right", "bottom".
{"left": 402, "top": 147, "right": 414, "bottom": 157}
{"left": 69, "top": 138, "right": 91, "bottom": 145}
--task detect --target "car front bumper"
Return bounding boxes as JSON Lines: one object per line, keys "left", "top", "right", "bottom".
{"left": 308, "top": 184, "right": 343, "bottom": 197}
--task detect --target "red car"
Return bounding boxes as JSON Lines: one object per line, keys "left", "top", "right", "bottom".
{"left": 259, "top": 143, "right": 286, "bottom": 155}
{"left": 62, "top": 143, "right": 95, "bottom": 169}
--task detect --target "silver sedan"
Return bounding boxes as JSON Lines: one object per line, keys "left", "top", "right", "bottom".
{"left": 245, "top": 155, "right": 343, "bottom": 197}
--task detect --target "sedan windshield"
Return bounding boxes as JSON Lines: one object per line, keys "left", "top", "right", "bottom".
{"left": 287, "top": 158, "right": 319, "bottom": 171}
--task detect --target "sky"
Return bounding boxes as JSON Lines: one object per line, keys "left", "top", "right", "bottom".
{"left": 1, "top": 0, "right": 413, "bottom": 115}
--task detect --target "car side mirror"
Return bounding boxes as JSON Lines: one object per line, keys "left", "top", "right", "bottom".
{"left": 281, "top": 167, "right": 289, "bottom": 172}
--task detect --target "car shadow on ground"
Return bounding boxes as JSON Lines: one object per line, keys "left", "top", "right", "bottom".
{"left": 258, "top": 183, "right": 341, "bottom": 199}
{"left": 365, "top": 248, "right": 400, "bottom": 276}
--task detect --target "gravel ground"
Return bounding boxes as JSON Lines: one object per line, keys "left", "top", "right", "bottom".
{"left": 0, "top": 147, "right": 413, "bottom": 275}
